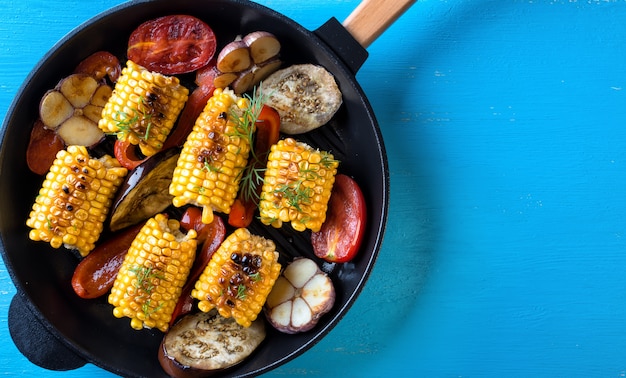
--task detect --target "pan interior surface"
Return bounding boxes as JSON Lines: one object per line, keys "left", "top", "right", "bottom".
{"left": 0, "top": 0, "right": 389, "bottom": 377}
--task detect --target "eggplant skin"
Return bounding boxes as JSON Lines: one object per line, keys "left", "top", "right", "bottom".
{"left": 159, "top": 310, "right": 266, "bottom": 377}
{"left": 109, "top": 148, "right": 180, "bottom": 232}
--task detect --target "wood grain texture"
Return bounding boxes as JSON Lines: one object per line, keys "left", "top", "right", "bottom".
{"left": 2, "top": 0, "right": 626, "bottom": 377}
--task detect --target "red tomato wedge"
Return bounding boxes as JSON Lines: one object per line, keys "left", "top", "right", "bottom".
{"left": 172, "top": 207, "right": 226, "bottom": 325}
{"left": 127, "top": 15, "right": 216, "bottom": 75}
{"left": 312, "top": 174, "right": 367, "bottom": 263}
{"left": 162, "top": 63, "right": 217, "bottom": 150}
{"left": 71, "top": 222, "right": 144, "bottom": 299}
{"left": 228, "top": 105, "right": 281, "bottom": 228}
{"left": 73, "top": 51, "right": 121, "bottom": 83}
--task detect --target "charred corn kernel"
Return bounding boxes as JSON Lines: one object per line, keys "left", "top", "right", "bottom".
{"left": 108, "top": 213, "right": 197, "bottom": 332}
{"left": 26, "top": 146, "right": 127, "bottom": 256}
{"left": 98, "top": 60, "right": 189, "bottom": 157}
{"left": 169, "top": 88, "right": 253, "bottom": 224}
{"left": 259, "top": 138, "right": 339, "bottom": 232}
{"left": 191, "top": 228, "right": 281, "bottom": 327}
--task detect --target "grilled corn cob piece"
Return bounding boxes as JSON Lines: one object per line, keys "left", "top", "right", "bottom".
{"left": 259, "top": 138, "right": 339, "bottom": 232}
{"left": 169, "top": 88, "right": 253, "bottom": 224}
{"left": 98, "top": 60, "right": 189, "bottom": 157}
{"left": 26, "top": 145, "right": 127, "bottom": 256}
{"left": 108, "top": 213, "right": 197, "bottom": 332}
{"left": 191, "top": 228, "right": 281, "bottom": 328}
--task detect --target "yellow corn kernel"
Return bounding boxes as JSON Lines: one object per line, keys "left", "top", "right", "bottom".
{"left": 98, "top": 60, "right": 189, "bottom": 157}
{"left": 108, "top": 213, "right": 197, "bottom": 332}
{"left": 191, "top": 228, "right": 281, "bottom": 328}
{"left": 259, "top": 138, "right": 339, "bottom": 232}
{"left": 169, "top": 88, "right": 252, "bottom": 224}
{"left": 26, "top": 146, "right": 127, "bottom": 256}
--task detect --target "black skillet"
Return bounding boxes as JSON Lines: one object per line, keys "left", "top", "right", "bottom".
{"left": 0, "top": 0, "right": 413, "bottom": 376}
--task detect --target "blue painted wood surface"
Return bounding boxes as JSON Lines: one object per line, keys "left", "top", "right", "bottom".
{"left": 2, "top": 0, "right": 626, "bottom": 376}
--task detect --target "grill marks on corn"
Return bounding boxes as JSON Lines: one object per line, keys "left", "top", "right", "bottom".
{"left": 26, "top": 146, "right": 127, "bottom": 256}
{"left": 98, "top": 60, "right": 188, "bottom": 157}
{"left": 169, "top": 89, "right": 252, "bottom": 224}
{"left": 108, "top": 213, "right": 197, "bottom": 332}
{"left": 259, "top": 138, "right": 339, "bottom": 232}
{"left": 192, "top": 228, "right": 281, "bottom": 328}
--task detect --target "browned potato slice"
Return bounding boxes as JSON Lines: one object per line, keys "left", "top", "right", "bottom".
{"left": 251, "top": 58, "right": 282, "bottom": 87}
{"left": 243, "top": 31, "right": 281, "bottom": 64}
{"left": 56, "top": 116, "right": 104, "bottom": 147}
{"left": 216, "top": 40, "right": 252, "bottom": 73}
{"left": 90, "top": 84, "right": 113, "bottom": 107}
{"left": 59, "top": 73, "right": 99, "bottom": 108}
{"left": 39, "top": 90, "right": 73, "bottom": 129}
{"left": 213, "top": 70, "right": 238, "bottom": 89}
{"left": 231, "top": 68, "right": 255, "bottom": 94}
{"left": 83, "top": 104, "right": 104, "bottom": 124}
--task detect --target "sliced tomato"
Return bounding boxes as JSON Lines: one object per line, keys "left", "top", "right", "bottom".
{"left": 26, "top": 119, "right": 64, "bottom": 175}
{"left": 73, "top": 51, "right": 121, "bottom": 83}
{"left": 172, "top": 207, "right": 226, "bottom": 325}
{"left": 127, "top": 15, "right": 216, "bottom": 75}
{"left": 312, "top": 174, "right": 367, "bottom": 263}
{"left": 227, "top": 105, "right": 281, "bottom": 228}
{"left": 114, "top": 139, "right": 148, "bottom": 170}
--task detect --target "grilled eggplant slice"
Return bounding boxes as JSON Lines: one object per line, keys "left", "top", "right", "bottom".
{"left": 109, "top": 147, "right": 179, "bottom": 231}
{"left": 159, "top": 310, "right": 266, "bottom": 377}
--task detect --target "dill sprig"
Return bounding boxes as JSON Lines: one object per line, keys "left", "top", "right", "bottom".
{"left": 129, "top": 265, "right": 164, "bottom": 317}
{"left": 112, "top": 95, "right": 153, "bottom": 141}
{"left": 233, "top": 86, "right": 271, "bottom": 203}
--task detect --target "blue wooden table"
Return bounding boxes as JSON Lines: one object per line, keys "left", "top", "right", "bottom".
{"left": 2, "top": 0, "right": 626, "bottom": 376}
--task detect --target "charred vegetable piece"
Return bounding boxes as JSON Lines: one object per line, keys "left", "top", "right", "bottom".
{"left": 191, "top": 228, "right": 281, "bottom": 328}
{"left": 169, "top": 88, "right": 255, "bottom": 225}
{"left": 109, "top": 147, "right": 180, "bottom": 232}
{"left": 260, "top": 64, "right": 342, "bottom": 134}
{"left": 71, "top": 222, "right": 144, "bottom": 299}
{"left": 39, "top": 73, "right": 109, "bottom": 146}
{"left": 259, "top": 138, "right": 339, "bottom": 232}
{"left": 159, "top": 310, "right": 266, "bottom": 377}
{"left": 26, "top": 145, "right": 128, "bottom": 256}
{"left": 108, "top": 214, "right": 197, "bottom": 332}
{"left": 98, "top": 60, "right": 189, "bottom": 158}
{"left": 127, "top": 15, "right": 217, "bottom": 75}
{"left": 265, "top": 257, "right": 335, "bottom": 334}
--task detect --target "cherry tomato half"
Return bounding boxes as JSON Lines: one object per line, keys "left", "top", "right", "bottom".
{"left": 127, "top": 15, "right": 216, "bottom": 75}
{"left": 312, "top": 174, "right": 367, "bottom": 263}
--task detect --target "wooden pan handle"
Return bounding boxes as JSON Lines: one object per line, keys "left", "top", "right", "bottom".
{"left": 343, "top": 0, "right": 416, "bottom": 48}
